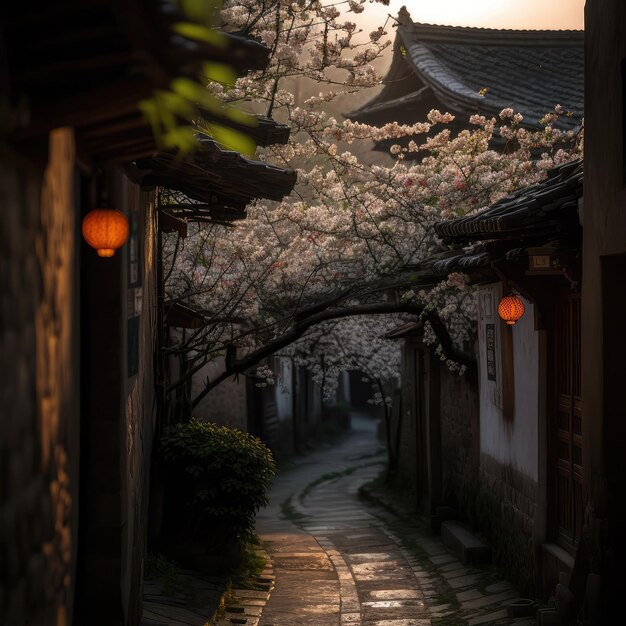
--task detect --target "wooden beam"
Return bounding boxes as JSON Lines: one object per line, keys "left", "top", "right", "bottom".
{"left": 159, "top": 211, "right": 188, "bottom": 238}
{"left": 80, "top": 114, "right": 148, "bottom": 140}
{"left": 15, "top": 78, "right": 154, "bottom": 138}
{"left": 81, "top": 126, "right": 155, "bottom": 153}
{"left": 99, "top": 145, "right": 159, "bottom": 163}
{"left": 18, "top": 51, "right": 137, "bottom": 81}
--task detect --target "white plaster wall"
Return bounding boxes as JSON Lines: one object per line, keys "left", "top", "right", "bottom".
{"left": 275, "top": 357, "right": 294, "bottom": 421}
{"left": 477, "top": 284, "right": 540, "bottom": 481}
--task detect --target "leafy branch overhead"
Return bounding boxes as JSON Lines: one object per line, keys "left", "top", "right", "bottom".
{"left": 140, "top": 0, "right": 259, "bottom": 154}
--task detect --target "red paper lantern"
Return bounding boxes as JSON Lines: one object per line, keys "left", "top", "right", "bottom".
{"left": 82, "top": 209, "right": 129, "bottom": 257}
{"left": 498, "top": 294, "right": 525, "bottom": 325}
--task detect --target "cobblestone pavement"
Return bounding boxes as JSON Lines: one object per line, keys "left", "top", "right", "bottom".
{"left": 255, "top": 414, "right": 540, "bottom": 626}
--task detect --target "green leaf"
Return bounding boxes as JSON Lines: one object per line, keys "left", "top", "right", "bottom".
{"left": 181, "top": 0, "right": 222, "bottom": 25}
{"left": 206, "top": 123, "right": 257, "bottom": 156}
{"left": 162, "top": 127, "right": 198, "bottom": 153}
{"left": 202, "top": 61, "right": 238, "bottom": 87}
{"left": 224, "top": 105, "right": 258, "bottom": 127}
{"left": 139, "top": 90, "right": 201, "bottom": 152}
{"left": 157, "top": 91, "right": 198, "bottom": 120}
{"left": 159, "top": 416, "right": 275, "bottom": 546}
{"left": 171, "top": 78, "right": 222, "bottom": 114}
{"left": 173, "top": 22, "right": 226, "bottom": 47}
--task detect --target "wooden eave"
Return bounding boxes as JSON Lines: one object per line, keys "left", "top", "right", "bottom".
{"left": 165, "top": 302, "right": 205, "bottom": 329}
{"left": 155, "top": 187, "right": 247, "bottom": 225}
{"left": 135, "top": 138, "right": 297, "bottom": 210}
{"left": 159, "top": 210, "right": 188, "bottom": 237}
{"left": 384, "top": 321, "right": 422, "bottom": 339}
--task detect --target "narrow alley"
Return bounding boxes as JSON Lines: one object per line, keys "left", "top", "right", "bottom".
{"left": 4, "top": 2, "right": 621, "bottom": 625}
{"left": 251, "top": 415, "right": 534, "bottom": 626}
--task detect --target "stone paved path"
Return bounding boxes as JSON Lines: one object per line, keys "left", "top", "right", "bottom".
{"left": 256, "top": 414, "right": 539, "bottom": 626}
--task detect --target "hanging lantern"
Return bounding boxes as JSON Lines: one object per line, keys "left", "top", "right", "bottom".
{"left": 82, "top": 209, "right": 129, "bottom": 257}
{"left": 498, "top": 293, "right": 525, "bottom": 325}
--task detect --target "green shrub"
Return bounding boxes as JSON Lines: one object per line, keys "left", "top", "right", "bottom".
{"left": 160, "top": 418, "right": 276, "bottom": 546}
{"left": 229, "top": 537, "right": 267, "bottom": 588}
{"left": 144, "top": 552, "right": 185, "bottom": 595}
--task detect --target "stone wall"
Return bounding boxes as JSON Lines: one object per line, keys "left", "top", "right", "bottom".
{"left": 0, "top": 129, "right": 79, "bottom": 625}
{"left": 440, "top": 366, "right": 480, "bottom": 524}
{"left": 476, "top": 453, "right": 538, "bottom": 595}
{"left": 192, "top": 358, "right": 249, "bottom": 431}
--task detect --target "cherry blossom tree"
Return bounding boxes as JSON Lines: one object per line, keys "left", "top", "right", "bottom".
{"left": 162, "top": 0, "right": 582, "bottom": 424}
{"left": 284, "top": 313, "right": 404, "bottom": 470}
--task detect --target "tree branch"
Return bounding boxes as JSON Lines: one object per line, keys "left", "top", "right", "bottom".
{"left": 190, "top": 301, "right": 475, "bottom": 408}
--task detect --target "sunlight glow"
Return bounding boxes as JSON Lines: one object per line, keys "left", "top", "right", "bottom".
{"left": 408, "top": 0, "right": 518, "bottom": 25}
{"left": 360, "top": 0, "right": 584, "bottom": 31}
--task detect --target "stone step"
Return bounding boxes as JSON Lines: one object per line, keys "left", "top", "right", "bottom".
{"left": 431, "top": 506, "right": 458, "bottom": 533}
{"left": 440, "top": 521, "right": 492, "bottom": 565}
{"left": 540, "top": 542, "right": 575, "bottom": 598}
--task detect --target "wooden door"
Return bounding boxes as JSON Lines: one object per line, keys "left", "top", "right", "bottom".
{"left": 415, "top": 348, "right": 429, "bottom": 507}
{"left": 553, "top": 293, "right": 584, "bottom": 552}
{"left": 414, "top": 346, "right": 442, "bottom": 514}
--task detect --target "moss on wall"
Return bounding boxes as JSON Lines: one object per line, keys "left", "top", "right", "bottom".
{"left": 476, "top": 453, "right": 538, "bottom": 595}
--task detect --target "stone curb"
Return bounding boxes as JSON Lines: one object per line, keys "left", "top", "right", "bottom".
{"left": 316, "top": 536, "right": 362, "bottom": 625}
{"left": 218, "top": 547, "right": 275, "bottom": 626}
{"left": 358, "top": 483, "right": 542, "bottom": 626}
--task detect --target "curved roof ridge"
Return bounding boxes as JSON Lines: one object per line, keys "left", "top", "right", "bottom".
{"left": 407, "top": 21, "right": 583, "bottom": 35}
{"left": 396, "top": 6, "right": 583, "bottom": 46}
{"left": 401, "top": 22, "right": 584, "bottom": 46}
{"left": 347, "top": 7, "right": 583, "bottom": 132}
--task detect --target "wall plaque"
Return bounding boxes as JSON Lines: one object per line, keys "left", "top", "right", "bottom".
{"left": 486, "top": 323, "right": 497, "bottom": 381}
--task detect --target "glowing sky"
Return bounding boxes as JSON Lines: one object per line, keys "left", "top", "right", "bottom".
{"left": 359, "top": 0, "right": 584, "bottom": 31}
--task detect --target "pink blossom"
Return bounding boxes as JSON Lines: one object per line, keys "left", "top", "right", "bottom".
{"left": 171, "top": 1, "right": 583, "bottom": 388}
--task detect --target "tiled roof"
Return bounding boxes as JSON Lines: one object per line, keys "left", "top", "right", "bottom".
{"left": 423, "top": 159, "right": 582, "bottom": 276}
{"left": 424, "top": 241, "right": 528, "bottom": 275}
{"left": 348, "top": 8, "right": 583, "bottom": 132}
{"left": 434, "top": 159, "right": 582, "bottom": 242}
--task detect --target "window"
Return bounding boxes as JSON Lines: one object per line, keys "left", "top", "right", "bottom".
{"left": 127, "top": 193, "right": 143, "bottom": 378}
